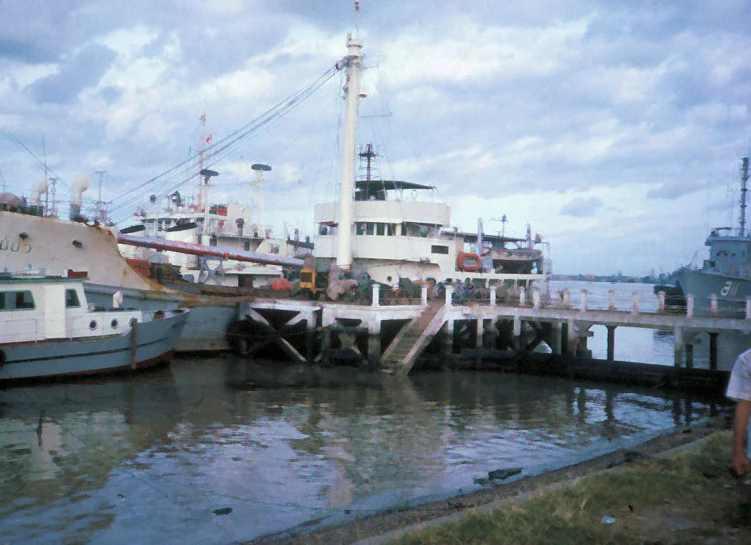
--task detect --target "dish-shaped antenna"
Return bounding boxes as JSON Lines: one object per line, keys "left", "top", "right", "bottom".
{"left": 251, "top": 163, "right": 272, "bottom": 172}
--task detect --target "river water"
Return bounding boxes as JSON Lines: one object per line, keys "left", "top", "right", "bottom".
{"left": 0, "top": 282, "right": 729, "bottom": 544}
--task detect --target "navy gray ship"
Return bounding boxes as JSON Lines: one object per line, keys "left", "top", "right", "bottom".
{"left": 676, "top": 157, "right": 751, "bottom": 318}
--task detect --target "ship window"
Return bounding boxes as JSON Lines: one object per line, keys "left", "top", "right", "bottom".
{"left": 356, "top": 222, "right": 365, "bottom": 235}
{"left": 387, "top": 224, "right": 395, "bottom": 236}
{"left": 0, "top": 290, "right": 36, "bottom": 311}
{"left": 366, "top": 222, "right": 374, "bottom": 235}
{"left": 15, "top": 290, "right": 35, "bottom": 309}
{"left": 376, "top": 223, "right": 385, "bottom": 236}
{"left": 270, "top": 244, "right": 280, "bottom": 254}
{"left": 244, "top": 240, "right": 251, "bottom": 251}
{"left": 210, "top": 235, "right": 218, "bottom": 246}
{"left": 66, "top": 289, "right": 80, "bottom": 308}
{"left": 431, "top": 245, "right": 449, "bottom": 254}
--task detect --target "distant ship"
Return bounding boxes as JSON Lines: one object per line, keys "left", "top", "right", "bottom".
{"left": 676, "top": 157, "right": 751, "bottom": 317}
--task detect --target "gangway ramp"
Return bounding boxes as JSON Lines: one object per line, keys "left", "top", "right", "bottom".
{"left": 382, "top": 301, "right": 446, "bottom": 376}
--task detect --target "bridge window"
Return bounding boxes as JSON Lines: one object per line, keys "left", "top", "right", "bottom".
{"left": 376, "top": 223, "right": 385, "bottom": 236}
{"left": 366, "top": 222, "right": 374, "bottom": 235}
{"left": 66, "top": 289, "right": 81, "bottom": 308}
{"left": 431, "top": 245, "right": 449, "bottom": 254}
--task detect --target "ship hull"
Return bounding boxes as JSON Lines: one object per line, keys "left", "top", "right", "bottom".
{"left": 675, "top": 268, "right": 751, "bottom": 318}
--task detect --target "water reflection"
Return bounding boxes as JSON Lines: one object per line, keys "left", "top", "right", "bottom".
{"left": 0, "top": 358, "right": 725, "bottom": 544}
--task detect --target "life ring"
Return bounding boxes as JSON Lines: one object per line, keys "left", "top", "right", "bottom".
{"left": 457, "top": 252, "right": 482, "bottom": 272}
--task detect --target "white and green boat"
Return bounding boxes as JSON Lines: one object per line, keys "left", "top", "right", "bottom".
{"left": 0, "top": 269, "right": 188, "bottom": 383}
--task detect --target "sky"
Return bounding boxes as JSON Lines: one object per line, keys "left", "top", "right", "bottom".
{"left": 2, "top": 0, "right": 751, "bottom": 276}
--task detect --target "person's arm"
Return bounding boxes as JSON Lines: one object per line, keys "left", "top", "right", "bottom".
{"left": 732, "top": 399, "right": 751, "bottom": 477}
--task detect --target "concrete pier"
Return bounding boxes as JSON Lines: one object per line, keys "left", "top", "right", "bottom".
{"left": 229, "top": 286, "right": 751, "bottom": 382}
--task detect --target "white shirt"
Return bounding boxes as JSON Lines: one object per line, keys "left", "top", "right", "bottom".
{"left": 726, "top": 348, "right": 751, "bottom": 457}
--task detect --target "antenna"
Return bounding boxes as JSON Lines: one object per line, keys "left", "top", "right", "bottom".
{"left": 251, "top": 163, "right": 271, "bottom": 231}
{"left": 95, "top": 170, "right": 106, "bottom": 223}
{"left": 741, "top": 157, "right": 749, "bottom": 237}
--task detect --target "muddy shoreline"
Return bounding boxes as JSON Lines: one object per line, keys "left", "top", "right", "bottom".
{"left": 250, "top": 421, "right": 725, "bottom": 545}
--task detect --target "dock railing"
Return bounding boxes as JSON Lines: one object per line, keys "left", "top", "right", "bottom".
{"left": 368, "top": 282, "right": 751, "bottom": 321}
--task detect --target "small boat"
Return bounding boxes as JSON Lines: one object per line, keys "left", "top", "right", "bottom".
{"left": 0, "top": 269, "right": 189, "bottom": 383}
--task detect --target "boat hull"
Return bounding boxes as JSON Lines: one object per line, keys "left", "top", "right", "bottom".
{"left": 0, "top": 309, "right": 189, "bottom": 382}
{"left": 83, "top": 283, "right": 239, "bottom": 352}
{"left": 675, "top": 268, "right": 751, "bottom": 318}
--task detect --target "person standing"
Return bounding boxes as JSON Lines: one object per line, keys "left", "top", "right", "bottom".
{"left": 727, "top": 348, "right": 751, "bottom": 477}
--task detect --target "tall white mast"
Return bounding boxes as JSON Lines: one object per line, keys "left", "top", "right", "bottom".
{"left": 336, "top": 8, "right": 363, "bottom": 271}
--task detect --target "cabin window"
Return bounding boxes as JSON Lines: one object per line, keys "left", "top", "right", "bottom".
{"left": 0, "top": 290, "right": 35, "bottom": 311}
{"left": 356, "top": 223, "right": 365, "bottom": 235}
{"left": 210, "top": 235, "right": 218, "bottom": 246}
{"left": 366, "top": 222, "right": 374, "bottom": 235}
{"left": 431, "top": 245, "right": 449, "bottom": 254}
{"left": 388, "top": 224, "right": 395, "bottom": 236}
{"left": 376, "top": 223, "right": 385, "bottom": 236}
{"left": 66, "top": 289, "right": 81, "bottom": 308}
{"left": 270, "top": 244, "right": 280, "bottom": 254}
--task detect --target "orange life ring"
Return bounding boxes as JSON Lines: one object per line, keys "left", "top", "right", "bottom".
{"left": 457, "top": 252, "right": 481, "bottom": 272}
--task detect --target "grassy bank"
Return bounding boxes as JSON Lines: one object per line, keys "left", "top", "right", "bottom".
{"left": 389, "top": 431, "right": 750, "bottom": 545}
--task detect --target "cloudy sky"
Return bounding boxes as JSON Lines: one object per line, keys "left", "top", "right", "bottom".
{"left": 2, "top": 0, "right": 751, "bottom": 276}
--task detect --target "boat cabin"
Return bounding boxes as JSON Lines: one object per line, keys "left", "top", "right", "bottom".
{"left": 0, "top": 271, "right": 137, "bottom": 345}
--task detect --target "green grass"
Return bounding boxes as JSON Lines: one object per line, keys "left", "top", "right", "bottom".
{"left": 391, "top": 432, "right": 751, "bottom": 545}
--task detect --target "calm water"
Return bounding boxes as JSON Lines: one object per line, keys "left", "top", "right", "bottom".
{"left": 0, "top": 282, "right": 728, "bottom": 544}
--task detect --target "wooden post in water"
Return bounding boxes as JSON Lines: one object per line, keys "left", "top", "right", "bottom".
{"left": 673, "top": 326, "right": 683, "bottom": 367}
{"left": 709, "top": 332, "right": 718, "bottom": 370}
{"left": 606, "top": 325, "right": 616, "bottom": 361}
{"left": 566, "top": 319, "right": 577, "bottom": 356}
{"left": 367, "top": 318, "right": 381, "bottom": 370}
{"left": 475, "top": 317, "right": 483, "bottom": 368}
{"left": 444, "top": 318, "right": 454, "bottom": 360}
{"left": 130, "top": 318, "right": 138, "bottom": 369}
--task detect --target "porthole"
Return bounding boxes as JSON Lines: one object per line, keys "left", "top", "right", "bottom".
{"left": 73, "top": 240, "right": 83, "bottom": 248}
{"left": 111, "top": 319, "right": 119, "bottom": 329}
{"left": 89, "top": 320, "right": 97, "bottom": 330}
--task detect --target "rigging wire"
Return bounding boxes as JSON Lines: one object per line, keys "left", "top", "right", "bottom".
{"left": 108, "top": 64, "right": 342, "bottom": 225}
{"left": 0, "top": 126, "right": 72, "bottom": 191}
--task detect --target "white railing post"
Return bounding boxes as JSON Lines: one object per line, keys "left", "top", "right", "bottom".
{"left": 421, "top": 285, "right": 428, "bottom": 306}
{"left": 490, "top": 286, "right": 497, "bottom": 306}
{"left": 746, "top": 296, "right": 751, "bottom": 319}
{"left": 519, "top": 286, "right": 526, "bottom": 307}
{"left": 533, "top": 290, "right": 541, "bottom": 309}
{"left": 631, "top": 292, "right": 639, "bottom": 314}
{"left": 580, "top": 289, "right": 588, "bottom": 312}
{"left": 372, "top": 284, "right": 380, "bottom": 307}
{"left": 686, "top": 294, "right": 694, "bottom": 318}
{"left": 608, "top": 289, "right": 616, "bottom": 311}
{"left": 658, "top": 291, "right": 665, "bottom": 313}
{"left": 710, "top": 294, "right": 718, "bottom": 316}
{"left": 563, "top": 288, "right": 571, "bottom": 308}
{"left": 446, "top": 286, "right": 453, "bottom": 307}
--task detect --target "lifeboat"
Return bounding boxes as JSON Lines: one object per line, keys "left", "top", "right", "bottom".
{"left": 456, "top": 252, "right": 482, "bottom": 272}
